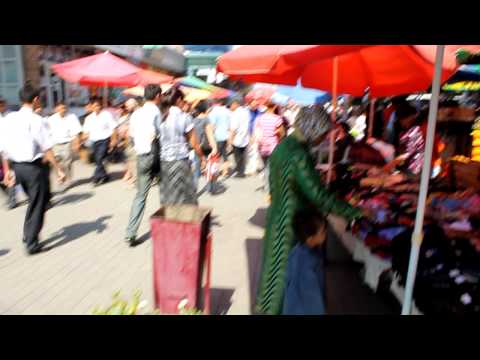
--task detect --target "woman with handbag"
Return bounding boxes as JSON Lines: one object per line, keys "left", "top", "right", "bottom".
{"left": 192, "top": 100, "right": 218, "bottom": 193}
{"left": 158, "top": 87, "right": 206, "bottom": 206}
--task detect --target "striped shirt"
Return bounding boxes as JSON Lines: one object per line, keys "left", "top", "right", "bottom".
{"left": 255, "top": 113, "right": 283, "bottom": 156}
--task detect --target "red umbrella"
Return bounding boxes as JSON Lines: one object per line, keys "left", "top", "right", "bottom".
{"left": 51, "top": 51, "right": 142, "bottom": 87}
{"left": 301, "top": 45, "right": 480, "bottom": 97}
{"left": 137, "top": 69, "right": 174, "bottom": 86}
{"left": 217, "top": 45, "right": 372, "bottom": 84}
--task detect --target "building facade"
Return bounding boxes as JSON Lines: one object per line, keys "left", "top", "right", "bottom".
{"left": 1, "top": 45, "right": 186, "bottom": 111}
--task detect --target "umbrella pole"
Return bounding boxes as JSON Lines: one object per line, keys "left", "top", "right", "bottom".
{"left": 326, "top": 56, "right": 339, "bottom": 186}
{"left": 103, "top": 82, "right": 108, "bottom": 108}
{"left": 368, "top": 98, "right": 376, "bottom": 138}
{"left": 401, "top": 45, "right": 445, "bottom": 315}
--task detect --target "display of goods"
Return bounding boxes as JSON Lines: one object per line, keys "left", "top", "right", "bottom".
{"left": 451, "top": 160, "right": 480, "bottom": 189}
{"left": 472, "top": 124, "right": 480, "bottom": 162}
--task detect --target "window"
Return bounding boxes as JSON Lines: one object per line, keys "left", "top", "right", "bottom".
{"left": 0, "top": 45, "right": 23, "bottom": 105}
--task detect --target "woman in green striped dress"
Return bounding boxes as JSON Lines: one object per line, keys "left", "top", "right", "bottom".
{"left": 255, "top": 106, "right": 362, "bottom": 315}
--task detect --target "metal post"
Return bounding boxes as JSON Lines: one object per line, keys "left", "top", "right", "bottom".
{"left": 401, "top": 45, "right": 445, "bottom": 315}
{"left": 368, "top": 98, "right": 376, "bottom": 139}
{"left": 326, "top": 56, "right": 339, "bottom": 186}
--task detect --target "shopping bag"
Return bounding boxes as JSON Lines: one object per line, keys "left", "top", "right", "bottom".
{"left": 206, "top": 154, "right": 220, "bottom": 182}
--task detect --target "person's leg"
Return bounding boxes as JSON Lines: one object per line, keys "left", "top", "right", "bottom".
{"left": 13, "top": 162, "right": 48, "bottom": 252}
{"left": 192, "top": 153, "right": 201, "bottom": 190}
{"left": 7, "top": 184, "right": 17, "bottom": 209}
{"left": 262, "top": 155, "right": 270, "bottom": 193}
{"left": 125, "top": 154, "right": 154, "bottom": 241}
{"left": 93, "top": 139, "right": 109, "bottom": 183}
{"left": 235, "top": 146, "right": 247, "bottom": 177}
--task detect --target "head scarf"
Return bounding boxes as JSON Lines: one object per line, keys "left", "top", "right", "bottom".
{"left": 294, "top": 105, "right": 332, "bottom": 145}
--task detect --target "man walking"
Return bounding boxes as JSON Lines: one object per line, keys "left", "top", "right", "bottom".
{"left": 82, "top": 97, "right": 118, "bottom": 186}
{"left": 0, "top": 83, "right": 65, "bottom": 255}
{"left": 209, "top": 98, "right": 232, "bottom": 177}
{"left": 124, "top": 84, "right": 162, "bottom": 247}
{"left": 47, "top": 101, "right": 82, "bottom": 192}
{"left": 0, "top": 97, "right": 17, "bottom": 209}
{"left": 228, "top": 98, "right": 250, "bottom": 178}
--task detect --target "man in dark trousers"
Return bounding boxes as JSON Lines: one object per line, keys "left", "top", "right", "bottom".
{"left": 0, "top": 83, "right": 66, "bottom": 255}
{"left": 124, "top": 84, "right": 162, "bottom": 246}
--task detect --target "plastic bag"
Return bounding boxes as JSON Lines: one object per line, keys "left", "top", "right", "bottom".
{"left": 206, "top": 154, "right": 220, "bottom": 182}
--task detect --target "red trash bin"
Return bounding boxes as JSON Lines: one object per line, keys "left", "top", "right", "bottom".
{"left": 150, "top": 205, "right": 212, "bottom": 314}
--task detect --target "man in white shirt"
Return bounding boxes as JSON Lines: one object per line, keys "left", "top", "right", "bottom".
{"left": 228, "top": 98, "right": 250, "bottom": 178}
{"left": 1, "top": 83, "right": 66, "bottom": 255}
{"left": 82, "top": 97, "right": 118, "bottom": 186}
{"left": 47, "top": 101, "right": 82, "bottom": 191}
{"left": 124, "top": 84, "right": 162, "bottom": 246}
{"left": 209, "top": 99, "right": 232, "bottom": 177}
{"left": 0, "top": 97, "right": 18, "bottom": 210}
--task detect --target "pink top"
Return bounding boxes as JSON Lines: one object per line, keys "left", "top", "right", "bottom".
{"left": 255, "top": 113, "right": 283, "bottom": 156}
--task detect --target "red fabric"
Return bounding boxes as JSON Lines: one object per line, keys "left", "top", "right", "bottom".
{"left": 52, "top": 51, "right": 142, "bottom": 87}
{"left": 219, "top": 45, "right": 480, "bottom": 97}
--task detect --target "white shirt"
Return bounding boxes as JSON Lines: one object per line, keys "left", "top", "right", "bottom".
{"left": 129, "top": 102, "right": 161, "bottom": 155}
{"left": 230, "top": 107, "right": 250, "bottom": 148}
{"left": 83, "top": 110, "right": 117, "bottom": 142}
{"left": 0, "top": 106, "right": 54, "bottom": 163}
{"left": 47, "top": 112, "right": 82, "bottom": 145}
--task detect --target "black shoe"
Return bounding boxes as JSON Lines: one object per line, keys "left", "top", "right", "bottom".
{"left": 234, "top": 174, "right": 245, "bottom": 179}
{"left": 26, "top": 243, "right": 44, "bottom": 256}
{"left": 126, "top": 237, "right": 137, "bottom": 247}
{"left": 7, "top": 202, "right": 16, "bottom": 210}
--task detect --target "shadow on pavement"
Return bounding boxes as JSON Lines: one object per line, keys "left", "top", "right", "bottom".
{"left": 0, "top": 249, "right": 10, "bottom": 257}
{"left": 132, "top": 231, "right": 151, "bottom": 247}
{"left": 41, "top": 215, "right": 113, "bottom": 251}
{"left": 53, "top": 192, "right": 94, "bottom": 207}
{"left": 68, "top": 177, "right": 92, "bottom": 190}
{"left": 246, "top": 238, "right": 263, "bottom": 314}
{"left": 249, "top": 208, "right": 267, "bottom": 229}
{"left": 209, "top": 287, "right": 235, "bottom": 315}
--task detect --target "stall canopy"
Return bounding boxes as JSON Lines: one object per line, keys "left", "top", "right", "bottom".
{"left": 219, "top": 45, "right": 480, "bottom": 97}
{"left": 443, "top": 64, "right": 480, "bottom": 92}
{"left": 276, "top": 84, "right": 331, "bottom": 105}
{"left": 51, "top": 51, "right": 142, "bottom": 87}
{"left": 217, "top": 45, "right": 373, "bottom": 85}
{"left": 176, "top": 76, "right": 217, "bottom": 91}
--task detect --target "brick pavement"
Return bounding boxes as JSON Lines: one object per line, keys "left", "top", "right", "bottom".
{"left": 0, "top": 161, "right": 265, "bottom": 315}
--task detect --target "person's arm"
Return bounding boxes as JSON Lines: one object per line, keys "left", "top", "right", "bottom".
{"left": 186, "top": 129, "right": 205, "bottom": 160}
{"left": 107, "top": 114, "right": 118, "bottom": 152}
{"left": 228, "top": 116, "right": 237, "bottom": 150}
{"left": 2, "top": 156, "right": 14, "bottom": 188}
{"left": 294, "top": 149, "right": 362, "bottom": 221}
{"left": 44, "top": 148, "right": 66, "bottom": 183}
{"left": 36, "top": 120, "right": 66, "bottom": 183}
{"left": 205, "top": 123, "right": 218, "bottom": 154}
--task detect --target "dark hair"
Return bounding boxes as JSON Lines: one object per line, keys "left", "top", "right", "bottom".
{"left": 229, "top": 96, "right": 244, "bottom": 107}
{"left": 194, "top": 100, "right": 209, "bottom": 116}
{"left": 90, "top": 96, "right": 102, "bottom": 106}
{"left": 160, "top": 86, "right": 185, "bottom": 110}
{"left": 0, "top": 97, "right": 6, "bottom": 105}
{"left": 395, "top": 103, "right": 417, "bottom": 121}
{"left": 292, "top": 208, "right": 327, "bottom": 244}
{"left": 144, "top": 84, "right": 162, "bottom": 101}
{"left": 19, "top": 82, "right": 40, "bottom": 104}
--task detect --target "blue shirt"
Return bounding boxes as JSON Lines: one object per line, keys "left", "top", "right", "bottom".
{"left": 249, "top": 109, "right": 260, "bottom": 135}
{"left": 283, "top": 243, "right": 326, "bottom": 315}
{"left": 209, "top": 105, "right": 231, "bottom": 142}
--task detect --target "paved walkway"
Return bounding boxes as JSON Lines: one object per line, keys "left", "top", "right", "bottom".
{"left": 0, "top": 160, "right": 397, "bottom": 315}
{"left": 0, "top": 161, "right": 265, "bottom": 315}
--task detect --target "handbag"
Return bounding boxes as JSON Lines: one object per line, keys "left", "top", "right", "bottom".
{"left": 151, "top": 112, "right": 166, "bottom": 178}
